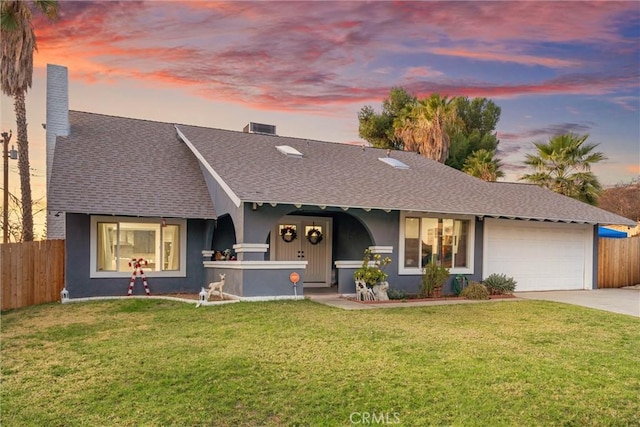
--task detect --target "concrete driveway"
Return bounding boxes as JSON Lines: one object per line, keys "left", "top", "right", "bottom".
{"left": 516, "top": 288, "right": 640, "bottom": 317}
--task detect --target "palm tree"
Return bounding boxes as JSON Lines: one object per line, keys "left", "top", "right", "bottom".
{"left": 520, "top": 133, "right": 607, "bottom": 205}
{"left": 1, "top": 0, "right": 58, "bottom": 241}
{"left": 394, "top": 94, "right": 460, "bottom": 163}
{"left": 462, "top": 149, "right": 504, "bottom": 181}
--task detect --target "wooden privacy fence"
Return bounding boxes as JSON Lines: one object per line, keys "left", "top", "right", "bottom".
{"left": 598, "top": 236, "right": 640, "bottom": 288}
{"left": 1, "top": 240, "right": 65, "bottom": 311}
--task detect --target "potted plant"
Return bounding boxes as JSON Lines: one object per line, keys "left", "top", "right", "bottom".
{"left": 421, "top": 261, "right": 450, "bottom": 298}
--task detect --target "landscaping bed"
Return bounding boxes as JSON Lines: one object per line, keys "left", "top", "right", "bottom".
{"left": 346, "top": 294, "right": 516, "bottom": 304}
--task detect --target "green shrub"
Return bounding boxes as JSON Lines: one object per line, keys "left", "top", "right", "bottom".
{"left": 461, "top": 282, "right": 489, "bottom": 300}
{"left": 420, "top": 262, "right": 450, "bottom": 297}
{"left": 387, "top": 288, "right": 407, "bottom": 300}
{"left": 483, "top": 273, "right": 517, "bottom": 295}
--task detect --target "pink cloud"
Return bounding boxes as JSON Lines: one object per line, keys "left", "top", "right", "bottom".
{"left": 403, "top": 67, "right": 444, "bottom": 80}
{"left": 609, "top": 96, "right": 639, "bottom": 112}
{"left": 430, "top": 48, "right": 582, "bottom": 68}
{"left": 402, "top": 71, "right": 638, "bottom": 101}
{"left": 29, "top": 1, "right": 638, "bottom": 113}
{"left": 391, "top": 1, "right": 635, "bottom": 45}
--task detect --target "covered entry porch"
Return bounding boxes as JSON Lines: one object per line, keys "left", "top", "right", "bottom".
{"left": 203, "top": 205, "right": 395, "bottom": 298}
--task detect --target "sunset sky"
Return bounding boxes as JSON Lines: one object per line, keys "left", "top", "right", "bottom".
{"left": 1, "top": 1, "right": 639, "bottom": 236}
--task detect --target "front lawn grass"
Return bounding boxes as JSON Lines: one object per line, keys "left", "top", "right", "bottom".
{"left": 2, "top": 299, "right": 639, "bottom": 426}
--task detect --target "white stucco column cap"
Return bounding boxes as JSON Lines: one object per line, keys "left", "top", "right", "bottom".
{"left": 368, "top": 246, "right": 393, "bottom": 254}
{"left": 334, "top": 260, "right": 363, "bottom": 269}
{"left": 233, "top": 243, "right": 269, "bottom": 253}
{"left": 204, "top": 260, "right": 307, "bottom": 269}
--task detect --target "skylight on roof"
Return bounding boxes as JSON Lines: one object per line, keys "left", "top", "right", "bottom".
{"left": 276, "top": 145, "right": 303, "bottom": 158}
{"left": 378, "top": 157, "right": 409, "bottom": 169}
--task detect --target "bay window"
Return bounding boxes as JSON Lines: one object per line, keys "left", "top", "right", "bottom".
{"left": 400, "top": 213, "right": 474, "bottom": 274}
{"left": 91, "top": 216, "right": 186, "bottom": 277}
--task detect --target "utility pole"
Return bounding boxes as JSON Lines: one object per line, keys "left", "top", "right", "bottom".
{"left": 2, "top": 130, "right": 13, "bottom": 244}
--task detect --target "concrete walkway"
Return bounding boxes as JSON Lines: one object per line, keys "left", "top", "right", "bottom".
{"left": 516, "top": 288, "right": 640, "bottom": 317}
{"left": 305, "top": 292, "right": 378, "bottom": 310}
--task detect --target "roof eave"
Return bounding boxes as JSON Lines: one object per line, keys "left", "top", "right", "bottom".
{"left": 50, "top": 208, "right": 216, "bottom": 220}
{"left": 241, "top": 198, "right": 635, "bottom": 225}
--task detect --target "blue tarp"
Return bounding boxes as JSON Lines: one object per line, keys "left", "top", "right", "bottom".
{"left": 598, "top": 226, "right": 627, "bottom": 238}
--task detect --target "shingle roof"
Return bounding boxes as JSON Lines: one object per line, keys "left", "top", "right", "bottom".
{"left": 48, "top": 111, "right": 215, "bottom": 219}
{"left": 481, "top": 182, "right": 635, "bottom": 225}
{"left": 176, "top": 123, "right": 635, "bottom": 226}
{"left": 47, "top": 111, "right": 635, "bottom": 227}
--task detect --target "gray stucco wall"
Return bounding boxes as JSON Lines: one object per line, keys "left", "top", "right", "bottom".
{"left": 471, "top": 218, "right": 484, "bottom": 283}
{"left": 205, "top": 268, "right": 243, "bottom": 296}
{"left": 243, "top": 203, "right": 299, "bottom": 244}
{"left": 200, "top": 163, "right": 244, "bottom": 241}
{"left": 332, "top": 212, "right": 373, "bottom": 260}
{"left": 206, "top": 266, "right": 304, "bottom": 297}
{"left": 64, "top": 213, "right": 209, "bottom": 298}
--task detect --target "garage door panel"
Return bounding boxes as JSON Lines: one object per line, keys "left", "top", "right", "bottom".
{"left": 484, "top": 219, "right": 591, "bottom": 291}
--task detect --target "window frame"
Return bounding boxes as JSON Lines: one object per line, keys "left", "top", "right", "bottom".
{"left": 90, "top": 216, "right": 187, "bottom": 278}
{"left": 398, "top": 212, "right": 475, "bottom": 275}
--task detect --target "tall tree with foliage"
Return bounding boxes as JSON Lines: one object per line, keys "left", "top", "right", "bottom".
{"left": 358, "top": 90, "right": 501, "bottom": 168}
{"left": 520, "top": 133, "right": 606, "bottom": 205}
{"left": 446, "top": 97, "right": 501, "bottom": 170}
{"left": 358, "top": 87, "right": 416, "bottom": 150}
{"left": 462, "top": 149, "right": 504, "bottom": 181}
{"left": 394, "top": 94, "right": 460, "bottom": 163}
{"left": 1, "top": 0, "right": 58, "bottom": 241}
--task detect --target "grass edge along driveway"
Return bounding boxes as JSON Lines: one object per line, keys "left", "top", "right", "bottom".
{"left": 2, "top": 299, "right": 639, "bottom": 426}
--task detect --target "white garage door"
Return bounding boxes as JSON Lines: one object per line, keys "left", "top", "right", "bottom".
{"left": 483, "top": 219, "right": 593, "bottom": 291}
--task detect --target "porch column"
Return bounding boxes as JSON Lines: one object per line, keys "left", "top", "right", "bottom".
{"left": 334, "top": 260, "right": 363, "bottom": 295}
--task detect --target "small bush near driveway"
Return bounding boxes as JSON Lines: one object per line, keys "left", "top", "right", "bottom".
{"left": 483, "top": 273, "right": 517, "bottom": 295}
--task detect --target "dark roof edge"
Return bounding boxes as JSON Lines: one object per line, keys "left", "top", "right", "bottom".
{"left": 240, "top": 198, "right": 635, "bottom": 225}
{"left": 49, "top": 209, "right": 216, "bottom": 220}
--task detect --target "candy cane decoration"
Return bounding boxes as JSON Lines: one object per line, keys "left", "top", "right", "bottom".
{"left": 127, "top": 258, "right": 151, "bottom": 296}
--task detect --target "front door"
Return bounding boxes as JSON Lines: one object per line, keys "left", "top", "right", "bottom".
{"left": 271, "top": 216, "right": 332, "bottom": 287}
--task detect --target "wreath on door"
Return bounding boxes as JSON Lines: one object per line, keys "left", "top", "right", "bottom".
{"left": 307, "top": 228, "right": 323, "bottom": 245}
{"left": 280, "top": 226, "right": 297, "bottom": 243}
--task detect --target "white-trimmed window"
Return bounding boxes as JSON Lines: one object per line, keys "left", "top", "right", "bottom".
{"left": 399, "top": 213, "right": 474, "bottom": 275}
{"left": 90, "top": 216, "right": 187, "bottom": 278}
